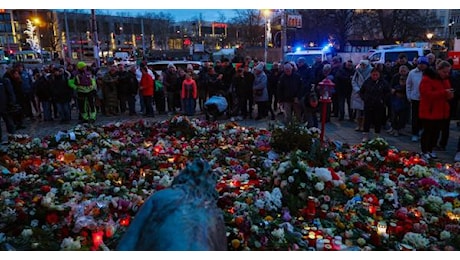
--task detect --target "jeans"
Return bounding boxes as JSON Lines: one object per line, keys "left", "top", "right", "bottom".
{"left": 0, "top": 112, "right": 15, "bottom": 141}
{"left": 183, "top": 98, "right": 195, "bottom": 116}
{"left": 41, "top": 101, "right": 52, "bottom": 121}
{"left": 143, "top": 95, "right": 154, "bottom": 116}
{"left": 56, "top": 102, "right": 71, "bottom": 122}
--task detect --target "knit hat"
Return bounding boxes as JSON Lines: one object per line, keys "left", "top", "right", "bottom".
{"left": 417, "top": 56, "right": 429, "bottom": 66}
{"left": 76, "top": 61, "right": 87, "bottom": 70}
{"left": 253, "top": 62, "right": 265, "bottom": 72}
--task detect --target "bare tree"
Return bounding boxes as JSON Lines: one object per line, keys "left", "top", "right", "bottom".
{"left": 353, "top": 9, "right": 440, "bottom": 43}
{"left": 230, "top": 10, "right": 263, "bottom": 47}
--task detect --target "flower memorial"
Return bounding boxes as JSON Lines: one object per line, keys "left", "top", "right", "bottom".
{"left": 0, "top": 116, "right": 459, "bottom": 251}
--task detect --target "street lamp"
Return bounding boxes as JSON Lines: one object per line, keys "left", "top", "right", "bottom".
{"left": 426, "top": 32, "right": 433, "bottom": 49}
{"left": 448, "top": 19, "right": 455, "bottom": 51}
{"left": 263, "top": 9, "right": 271, "bottom": 63}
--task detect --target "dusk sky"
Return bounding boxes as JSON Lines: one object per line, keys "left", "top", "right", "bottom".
{"left": 103, "top": 9, "right": 239, "bottom": 22}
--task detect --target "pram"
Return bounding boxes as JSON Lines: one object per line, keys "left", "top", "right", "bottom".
{"left": 204, "top": 95, "right": 228, "bottom": 121}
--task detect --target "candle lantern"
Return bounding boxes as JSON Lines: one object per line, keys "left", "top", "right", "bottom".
{"left": 306, "top": 196, "right": 317, "bottom": 220}
{"left": 91, "top": 230, "right": 104, "bottom": 249}
{"left": 368, "top": 205, "right": 377, "bottom": 215}
{"left": 377, "top": 221, "right": 387, "bottom": 236}
{"left": 318, "top": 78, "right": 335, "bottom": 144}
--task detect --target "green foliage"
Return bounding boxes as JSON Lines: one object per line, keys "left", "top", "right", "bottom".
{"left": 269, "top": 122, "right": 314, "bottom": 153}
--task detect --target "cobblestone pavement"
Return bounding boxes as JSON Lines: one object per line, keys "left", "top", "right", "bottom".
{"left": 3, "top": 106, "right": 460, "bottom": 164}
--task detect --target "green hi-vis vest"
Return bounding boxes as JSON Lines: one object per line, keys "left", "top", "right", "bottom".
{"left": 69, "top": 73, "right": 96, "bottom": 93}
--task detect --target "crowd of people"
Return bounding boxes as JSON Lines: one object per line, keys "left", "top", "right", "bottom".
{"left": 1, "top": 53, "right": 460, "bottom": 161}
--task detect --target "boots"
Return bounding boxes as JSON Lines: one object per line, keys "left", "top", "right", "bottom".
{"left": 354, "top": 117, "right": 364, "bottom": 132}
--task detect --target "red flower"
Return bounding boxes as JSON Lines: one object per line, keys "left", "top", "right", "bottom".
{"left": 41, "top": 185, "right": 51, "bottom": 193}
{"left": 46, "top": 212, "right": 60, "bottom": 224}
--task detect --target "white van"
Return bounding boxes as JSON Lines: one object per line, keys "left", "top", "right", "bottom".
{"left": 146, "top": 60, "right": 202, "bottom": 75}
{"left": 283, "top": 48, "right": 332, "bottom": 67}
{"left": 367, "top": 47, "right": 424, "bottom": 65}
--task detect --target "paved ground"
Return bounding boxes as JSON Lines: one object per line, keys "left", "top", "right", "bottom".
{"left": 2, "top": 106, "right": 460, "bottom": 164}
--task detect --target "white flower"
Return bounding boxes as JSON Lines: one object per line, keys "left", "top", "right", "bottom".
{"left": 402, "top": 232, "right": 430, "bottom": 250}
{"left": 382, "top": 177, "right": 396, "bottom": 187}
{"left": 60, "top": 237, "right": 82, "bottom": 250}
{"left": 287, "top": 176, "right": 295, "bottom": 183}
{"left": 159, "top": 175, "right": 173, "bottom": 187}
{"left": 21, "top": 228, "right": 33, "bottom": 238}
{"left": 315, "top": 182, "right": 325, "bottom": 191}
{"left": 250, "top": 225, "right": 259, "bottom": 233}
{"left": 31, "top": 219, "right": 39, "bottom": 227}
{"left": 271, "top": 228, "right": 285, "bottom": 241}
{"left": 314, "top": 168, "right": 332, "bottom": 182}
{"left": 440, "top": 231, "right": 451, "bottom": 240}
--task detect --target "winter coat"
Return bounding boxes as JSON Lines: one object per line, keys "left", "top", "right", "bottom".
{"left": 419, "top": 68, "right": 452, "bottom": 120}
{"left": 252, "top": 71, "right": 268, "bottom": 102}
{"left": 406, "top": 67, "right": 424, "bottom": 101}
{"left": 334, "top": 65, "right": 354, "bottom": 97}
{"left": 359, "top": 77, "right": 391, "bottom": 109}
{"left": 50, "top": 73, "right": 73, "bottom": 103}
{"left": 350, "top": 65, "right": 372, "bottom": 110}
{"left": 181, "top": 78, "right": 197, "bottom": 99}
{"left": 0, "top": 77, "right": 16, "bottom": 113}
{"left": 140, "top": 72, "right": 154, "bottom": 97}
{"left": 277, "top": 72, "right": 302, "bottom": 103}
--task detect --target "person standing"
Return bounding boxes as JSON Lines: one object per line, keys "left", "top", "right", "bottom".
{"left": 406, "top": 56, "right": 429, "bottom": 142}
{"left": 68, "top": 61, "right": 97, "bottom": 124}
{"left": 102, "top": 65, "right": 120, "bottom": 116}
{"left": 16, "top": 63, "right": 35, "bottom": 120}
{"left": 139, "top": 66, "right": 155, "bottom": 117}
{"left": 0, "top": 76, "right": 16, "bottom": 144}
{"left": 252, "top": 62, "right": 269, "bottom": 120}
{"left": 277, "top": 63, "right": 303, "bottom": 124}
{"left": 351, "top": 60, "right": 372, "bottom": 132}
{"left": 181, "top": 72, "right": 198, "bottom": 116}
{"left": 49, "top": 67, "right": 73, "bottom": 124}
{"left": 359, "top": 68, "right": 391, "bottom": 141}
{"left": 434, "top": 58, "right": 460, "bottom": 151}
{"left": 163, "top": 63, "right": 179, "bottom": 115}
{"left": 389, "top": 75, "right": 409, "bottom": 136}
{"left": 418, "top": 60, "right": 453, "bottom": 160}
{"left": 334, "top": 60, "right": 355, "bottom": 121}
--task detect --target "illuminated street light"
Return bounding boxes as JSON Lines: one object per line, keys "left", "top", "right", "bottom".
{"left": 448, "top": 19, "right": 455, "bottom": 51}
{"left": 262, "top": 9, "right": 271, "bottom": 63}
{"left": 426, "top": 32, "right": 433, "bottom": 49}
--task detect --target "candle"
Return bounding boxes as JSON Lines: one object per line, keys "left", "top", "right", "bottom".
{"left": 377, "top": 221, "right": 387, "bottom": 236}
{"left": 92, "top": 230, "right": 104, "bottom": 249}
{"left": 369, "top": 205, "right": 377, "bottom": 215}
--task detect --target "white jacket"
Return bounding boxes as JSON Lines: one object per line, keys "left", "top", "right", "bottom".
{"left": 406, "top": 67, "right": 424, "bottom": 101}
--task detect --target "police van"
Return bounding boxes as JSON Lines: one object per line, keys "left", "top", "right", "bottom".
{"left": 367, "top": 47, "right": 425, "bottom": 65}
{"left": 283, "top": 47, "right": 333, "bottom": 67}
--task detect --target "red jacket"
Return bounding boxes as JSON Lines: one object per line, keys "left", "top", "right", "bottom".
{"left": 140, "top": 72, "right": 154, "bottom": 97}
{"left": 419, "top": 69, "right": 451, "bottom": 120}
{"left": 181, "top": 78, "right": 197, "bottom": 99}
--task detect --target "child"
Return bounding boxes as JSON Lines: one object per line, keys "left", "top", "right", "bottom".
{"left": 389, "top": 75, "right": 409, "bottom": 136}
{"left": 181, "top": 72, "right": 198, "bottom": 116}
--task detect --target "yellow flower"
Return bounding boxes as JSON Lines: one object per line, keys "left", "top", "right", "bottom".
{"left": 264, "top": 215, "right": 274, "bottom": 222}
{"left": 231, "top": 239, "right": 241, "bottom": 249}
